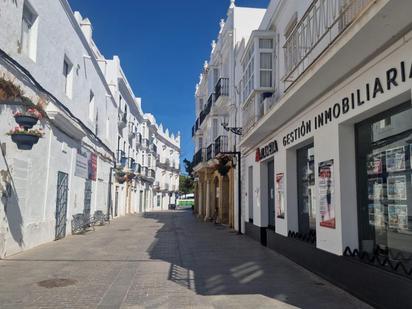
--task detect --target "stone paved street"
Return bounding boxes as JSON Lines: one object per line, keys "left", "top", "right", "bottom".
{"left": 0, "top": 209, "right": 372, "bottom": 309}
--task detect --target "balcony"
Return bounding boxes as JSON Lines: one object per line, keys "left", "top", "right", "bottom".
{"left": 118, "top": 111, "right": 127, "bottom": 129}
{"left": 242, "top": 93, "right": 275, "bottom": 135}
{"left": 215, "top": 135, "right": 228, "bottom": 156}
{"left": 117, "top": 150, "right": 127, "bottom": 168}
{"left": 193, "top": 148, "right": 205, "bottom": 167}
{"left": 206, "top": 143, "right": 214, "bottom": 162}
{"left": 283, "top": 0, "right": 373, "bottom": 84}
{"left": 214, "top": 78, "right": 229, "bottom": 106}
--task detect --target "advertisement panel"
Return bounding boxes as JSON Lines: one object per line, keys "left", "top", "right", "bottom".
{"left": 318, "top": 159, "right": 335, "bottom": 229}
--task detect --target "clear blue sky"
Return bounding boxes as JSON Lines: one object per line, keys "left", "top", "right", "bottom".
{"left": 68, "top": 0, "right": 270, "bottom": 172}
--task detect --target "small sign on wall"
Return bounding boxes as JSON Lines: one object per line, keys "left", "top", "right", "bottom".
{"left": 319, "top": 159, "right": 335, "bottom": 229}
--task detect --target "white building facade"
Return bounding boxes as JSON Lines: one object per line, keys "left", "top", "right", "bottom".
{"left": 192, "top": 0, "right": 266, "bottom": 230}
{"left": 0, "top": 0, "right": 179, "bottom": 258}
{"left": 237, "top": 0, "right": 412, "bottom": 307}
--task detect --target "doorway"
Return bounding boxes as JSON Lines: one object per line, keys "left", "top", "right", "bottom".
{"left": 55, "top": 171, "right": 69, "bottom": 240}
{"left": 267, "top": 160, "right": 275, "bottom": 228}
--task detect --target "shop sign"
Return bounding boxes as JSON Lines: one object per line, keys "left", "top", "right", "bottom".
{"left": 255, "top": 140, "right": 278, "bottom": 162}
{"left": 75, "top": 147, "right": 98, "bottom": 181}
{"left": 283, "top": 60, "right": 412, "bottom": 147}
{"left": 319, "top": 159, "right": 335, "bottom": 229}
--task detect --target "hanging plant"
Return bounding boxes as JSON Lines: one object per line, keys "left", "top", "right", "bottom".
{"left": 7, "top": 126, "right": 44, "bottom": 150}
{"left": 13, "top": 108, "right": 43, "bottom": 129}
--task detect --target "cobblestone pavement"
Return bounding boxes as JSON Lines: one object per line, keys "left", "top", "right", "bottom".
{"left": 0, "top": 209, "right": 373, "bottom": 309}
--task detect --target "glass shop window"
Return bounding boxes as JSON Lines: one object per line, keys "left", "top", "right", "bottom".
{"left": 356, "top": 102, "right": 412, "bottom": 266}
{"left": 297, "top": 143, "right": 316, "bottom": 237}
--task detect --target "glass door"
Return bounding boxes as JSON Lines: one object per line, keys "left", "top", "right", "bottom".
{"left": 297, "top": 144, "right": 316, "bottom": 237}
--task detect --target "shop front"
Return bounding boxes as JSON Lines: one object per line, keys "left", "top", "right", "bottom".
{"left": 242, "top": 32, "right": 412, "bottom": 308}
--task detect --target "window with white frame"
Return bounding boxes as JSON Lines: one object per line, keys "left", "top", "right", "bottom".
{"left": 259, "top": 39, "right": 274, "bottom": 88}
{"left": 63, "top": 57, "right": 73, "bottom": 98}
{"left": 242, "top": 48, "right": 254, "bottom": 102}
{"left": 20, "top": 2, "right": 38, "bottom": 60}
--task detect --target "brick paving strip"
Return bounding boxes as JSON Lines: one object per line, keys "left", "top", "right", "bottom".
{"left": 0, "top": 210, "right": 373, "bottom": 308}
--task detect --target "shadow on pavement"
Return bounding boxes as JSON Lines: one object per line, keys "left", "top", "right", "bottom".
{"left": 143, "top": 210, "right": 366, "bottom": 309}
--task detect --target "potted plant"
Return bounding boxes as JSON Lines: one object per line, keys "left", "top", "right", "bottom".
{"left": 7, "top": 126, "right": 44, "bottom": 150}
{"left": 13, "top": 108, "right": 43, "bottom": 129}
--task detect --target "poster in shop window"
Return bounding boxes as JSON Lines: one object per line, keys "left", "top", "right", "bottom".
{"left": 386, "top": 146, "right": 406, "bottom": 172}
{"left": 387, "top": 175, "right": 407, "bottom": 200}
{"left": 367, "top": 153, "right": 383, "bottom": 175}
{"left": 276, "top": 173, "right": 285, "bottom": 219}
{"left": 368, "top": 203, "right": 385, "bottom": 228}
{"left": 367, "top": 178, "right": 384, "bottom": 201}
{"left": 318, "top": 160, "right": 335, "bottom": 229}
{"left": 388, "top": 204, "right": 408, "bottom": 230}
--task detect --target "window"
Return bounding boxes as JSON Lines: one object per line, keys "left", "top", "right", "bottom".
{"left": 356, "top": 102, "right": 412, "bottom": 264}
{"left": 259, "top": 38, "right": 273, "bottom": 49}
{"left": 260, "top": 53, "right": 273, "bottom": 88}
{"left": 89, "top": 91, "right": 95, "bottom": 121}
{"left": 20, "top": 2, "right": 37, "bottom": 60}
{"left": 242, "top": 48, "right": 254, "bottom": 101}
{"left": 212, "top": 118, "right": 218, "bottom": 140}
{"left": 63, "top": 57, "right": 73, "bottom": 98}
{"left": 297, "top": 143, "right": 316, "bottom": 237}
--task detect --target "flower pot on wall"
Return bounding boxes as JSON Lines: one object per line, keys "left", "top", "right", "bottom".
{"left": 14, "top": 115, "right": 39, "bottom": 129}
{"left": 10, "top": 133, "right": 40, "bottom": 150}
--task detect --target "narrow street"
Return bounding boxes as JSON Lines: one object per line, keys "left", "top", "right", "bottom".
{"left": 0, "top": 209, "right": 371, "bottom": 309}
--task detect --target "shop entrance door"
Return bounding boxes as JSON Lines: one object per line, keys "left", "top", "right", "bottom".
{"left": 297, "top": 143, "right": 316, "bottom": 237}
{"left": 267, "top": 160, "right": 275, "bottom": 228}
{"left": 55, "top": 171, "right": 69, "bottom": 240}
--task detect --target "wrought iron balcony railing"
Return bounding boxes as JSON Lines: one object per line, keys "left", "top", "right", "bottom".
{"left": 215, "top": 135, "right": 228, "bottom": 155}
{"left": 215, "top": 78, "right": 229, "bottom": 102}
{"left": 283, "top": 0, "right": 372, "bottom": 83}
{"left": 193, "top": 148, "right": 205, "bottom": 167}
